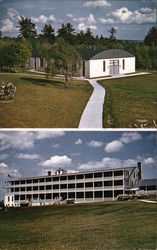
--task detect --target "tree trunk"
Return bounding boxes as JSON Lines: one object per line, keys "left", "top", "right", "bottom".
{"left": 65, "top": 75, "right": 68, "bottom": 88}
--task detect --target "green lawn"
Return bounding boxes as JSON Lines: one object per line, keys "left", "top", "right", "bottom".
{"left": 0, "top": 74, "right": 93, "bottom": 128}
{"left": 0, "top": 201, "right": 156, "bottom": 250}
{"left": 99, "top": 72, "right": 157, "bottom": 128}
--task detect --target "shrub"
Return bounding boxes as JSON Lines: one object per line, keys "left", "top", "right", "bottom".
{"left": 0, "top": 82, "right": 16, "bottom": 101}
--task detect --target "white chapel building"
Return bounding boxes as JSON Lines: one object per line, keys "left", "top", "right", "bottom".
{"left": 82, "top": 49, "right": 136, "bottom": 78}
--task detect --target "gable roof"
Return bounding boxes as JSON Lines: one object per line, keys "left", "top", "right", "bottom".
{"left": 90, "top": 49, "right": 135, "bottom": 60}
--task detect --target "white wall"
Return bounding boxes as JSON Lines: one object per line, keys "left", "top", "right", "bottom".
{"left": 86, "top": 57, "right": 135, "bottom": 78}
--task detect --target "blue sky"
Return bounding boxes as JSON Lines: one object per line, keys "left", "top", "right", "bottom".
{"left": 0, "top": 130, "right": 156, "bottom": 199}
{"left": 0, "top": 0, "right": 156, "bottom": 40}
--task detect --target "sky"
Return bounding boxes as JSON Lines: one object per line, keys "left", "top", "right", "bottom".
{"left": 0, "top": 0, "right": 156, "bottom": 40}
{"left": 0, "top": 130, "right": 156, "bottom": 199}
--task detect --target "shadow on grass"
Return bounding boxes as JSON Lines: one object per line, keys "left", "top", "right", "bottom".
{"left": 21, "top": 77, "right": 66, "bottom": 89}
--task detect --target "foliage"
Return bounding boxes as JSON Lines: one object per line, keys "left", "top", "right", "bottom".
{"left": 144, "top": 26, "right": 157, "bottom": 46}
{"left": 0, "top": 82, "right": 16, "bottom": 101}
{"left": 18, "top": 16, "right": 37, "bottom": 39}
{"left": 40, "top": 24, "right": 55, "bottom": 44}
{"left": 57, "top": 23, "right": 76, "bottom": 45}
{"left": 118, "top": 193, "right": 157, "bottom": 201}
{"left": 53, "top": 38, "right": 82, "bottom": 88}
{"left": 108, "top": 27, "right": 117, "bottom": 41}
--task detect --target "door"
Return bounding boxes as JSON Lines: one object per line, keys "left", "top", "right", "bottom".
{"left": 109, "top": 60, "right": 119, "bottom": 76}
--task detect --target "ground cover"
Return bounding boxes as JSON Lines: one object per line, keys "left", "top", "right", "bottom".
{"left": 99, "top": 72, "right": 157, "bottom": 128}
{"left": 0, "top": 74, "right": 92, "bottom": 128}
{"left": 0, "top": 201, "right": 156, "bottom": 250}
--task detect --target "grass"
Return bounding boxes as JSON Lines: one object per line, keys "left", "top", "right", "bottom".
{"left": 0, "top": 201, "right": 157, "bottom": 250}
{"left": 99, "top": 72, "right": 157, "bottom": 128}
{"left": 0, "top": 74, "right": 93, "bottom": 128}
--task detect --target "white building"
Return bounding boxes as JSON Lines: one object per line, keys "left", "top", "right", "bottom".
{"left": 83, "top": 49, "right": 136, "bottom": 78}
{"left": 4, "top": 162, "right": 142, "bottom": 207}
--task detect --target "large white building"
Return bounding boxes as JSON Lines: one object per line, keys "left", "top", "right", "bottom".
{"left": 4, "top": 162, "right": 142, "bottom": 207}
{"left": 83, "top": 49, "right": 136, "bottom": 78}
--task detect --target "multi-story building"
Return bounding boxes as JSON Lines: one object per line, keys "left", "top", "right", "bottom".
{"left": 4, "top": 162, "right": 142, "bottom": 207}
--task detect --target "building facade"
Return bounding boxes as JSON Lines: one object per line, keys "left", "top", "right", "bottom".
{"left": 83, "top": 49, "right": 136, "bottom": 78}
{"left": 4, "top": 162, "right": 142, "bottom": 207}
{"left": 138, "top": 179, "right": 157, "bottom": 195}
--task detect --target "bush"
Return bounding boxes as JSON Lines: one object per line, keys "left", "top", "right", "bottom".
{"left": 117, "top": 193, "right": 157, "bottom": 201}
{"left": 0, "top": 81, "right": 16, "bottom": 101}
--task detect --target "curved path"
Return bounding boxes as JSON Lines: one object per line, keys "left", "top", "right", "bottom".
{"left": 79, "top": 79, "right": 106, "bottom": 129}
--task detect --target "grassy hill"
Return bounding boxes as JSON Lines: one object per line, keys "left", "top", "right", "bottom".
{"left": 99, "top": 72, "right": 157, "bottom": 128}
{"left": 0, "top": 74, "right": 92, "bottom": 128}
{"left": 0, "top": 201, "right": 156, "bottom": 250}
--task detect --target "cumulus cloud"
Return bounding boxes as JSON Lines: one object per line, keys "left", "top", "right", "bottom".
{"left": 87, "top": 14, "right": 96, "bottom": 24}
{"left": 1, "top": 18, "right": 17, "bottom": 32}
{"left": 99, "top": 17, "right": 114, "bottom": 24}
{"left": 79, "top": 157, "right": 137, "bottom": 171}
{"left": 143, "top": 157, "right": 155, "bottom": 165}
{"left": 66, "top": 13, "right": 74, "bottom": 18}
{"left": 105, "top": 140, "right": 124, "bottom": 153}
{"left": 31, "top": 14, "right": 56, "bottom": 24}
{"left": 7, "top": 8, "right": 19, "bottom": 20}
{"left": 35, "top": 131, "right": 65, "bottom": 140}
{"left": 0, "top": 131, "right": 65, "bottom": 151}
{"left": 41, "top": 155, "right": 72, "bottom": 168}
{"left": 87, "top": 140, "right": 103, "bottom": 147}
{"left": 120, "top": 132, "right": 142, "bottom": 144}
{"left": 111, "top": 7, "right": 156, "bottom": 24}
{"left": 0, "top": 162, "right": 19, "bottom": 177}
{"left": 17, "top": 153, "right": 40, "bottom": 160}
{"left": 83, "top": 0, "right": 111, "bottom": 8}
{"left": 75, "top": 139, "right": 83, "bottom": 145}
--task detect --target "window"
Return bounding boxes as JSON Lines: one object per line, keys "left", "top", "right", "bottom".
{"left": 39, "top": 186, "right": 45, "bottom": 190}
{"left": 8, "top": 197, "right": 10, "bottom": 202}
{"left": 104, "top": 181, "right": 112, "bottom": 186}
{"left": 103, "top": 61, "right": 106, "bottom": 72}
{"left": 53, "top": 177, "right": 59, "bottom": 182}
{"left": 104, "top": 171, "right": 112, "bottom": 177}
{"left": 27, "top": 187, "right": 32, "bottom": 191}
{"left": 114, "top": 170, "right": 123, "bottom": 177}
{"left": 46, "top": 178, "right": 51, "bottom": 182}
{"left": 33, "top": 186, "right": 38, "bottom": 191}
{"left": 85, "top": 182, "right": 93, "bottom": 188}
{"left": 114, "top": 180, "right": 123, "bottom": 186}
{"left": 53, "top": 184, "right": 59, "bottom": 190}
{"left": 77, "top": 183, "right": 84, "bottom": 188}
{"left": 122, "top": 59, "right": 125, "bottom": 70}
{"left": 94, "top": 172, "right": 102, "bottom": 178}
{"left": 46, "top": 185, "right": 52, "bottom": 190}
{"left": 76, "top": 174, "right": 84, "bottom": 180}
{"left": 21, "top": 187, "right": 25, "bottom": 191}
{"left": 33, "top": 179, "right": 38, "bottom": 183}
{"left": 27, "top": 179, "right": 32, "bottom": 184}
{"left": 60, "top": 184, "right": 67, "bottom": 189}
{"left": 68, "top": 175, "right": 75, "bottom": 180}
{"left": 68, "top": 183, "right": 75, "bottom": 189}
{"left": 21, "top": 180, "right": 25, "bottom": 184}
{"left": 60, "top": 176, "right": 67, "bottom": 181}
{"left": 39, "top": 178, "right": 45, "bottom": 183}
{"left": 94, "top": 181, "right": 102, "bottom": 187}
{"left": 85, "top": 173, "right": 93, "bottom": 179}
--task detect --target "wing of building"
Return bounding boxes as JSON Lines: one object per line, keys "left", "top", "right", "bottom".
{"left": 4, "top": 162, "right": 143, "bottom": 207}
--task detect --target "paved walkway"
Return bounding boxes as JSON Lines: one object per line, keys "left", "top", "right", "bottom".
{"left": 79, "top": 78, "right": 106, "bottom": 129}
{"left": 138, "top": 199, "right": 157, "bottom": 204}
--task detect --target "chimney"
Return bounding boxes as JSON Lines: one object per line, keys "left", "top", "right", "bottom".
{"left": 137, "top": 162, "right": 142, "bottom": 180}
{"left": 48, "top": 171, "right": 51, "bottom": 176}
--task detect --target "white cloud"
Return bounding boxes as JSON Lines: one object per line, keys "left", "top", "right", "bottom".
{"left": 41, "top": 155, "right": 72, "bottom": 168}
{"left": 36, "top": 131, "right": 65, "bottom": 140}
{"left": 83, "top": 0, "right": 111, "bottom": 8}
{"left": 139, "top": 7, "right": 153, "bottom": 13}
{"left": 112, "top": 7, "right": 156, "bottom": 24}
{"left": 87, "top": 14, "right": 96, "bottom": 24}
{"left": 0, "top": 131, "right": 65, "bottom": 151}
{"left": 66, "top": 13, "right": 74, "bottom": 18}
{"left": 0, "top": 154, "right": 8, "bottom": 161}
{"left": 1, "top": 18, "right": 17, "bottom": 32}
{"left": 73, "top": 17, "right": 85, "bottom": 22}
{"left": 0, "top": 131, "right": 35, "bottom": 150}
{"left": 79, "top": 157, "right": 137, "bottom": 171}
{"left": 105, "top": 140, "right": 124, "bottom": 153}
{"left": 7, "top": 8, "right": 19, "bottom": 20}
{"left": 89, "top": 25, "right": 97, "bottom": 30}
{"left": 75, "top": 139, "right": 83, "bottom": 145}
{"left": 144, "top": 157, "right": 155, "bottom": 165}
{"left": 49, "top": 15, "right": 56, "bottom": 22}
{"left": 78, "top": 22, "right": 87, "bottom": 32}
{"left": 99, "top": 17, "right": 114, "bottom": 24}
{"left": 120, "top": 132, "right": 142, "bottom": 144}
{"left": 52, "top": 144, "right": 61, "bottom": 149}
{"left": 0, "top": 162, "right": 19, "bottom": 177}
{"left": 17, "top": 153, "right": 40, "bottom": 160}
{"left": 87, "top": 140, "right": 103, "bottom": 147}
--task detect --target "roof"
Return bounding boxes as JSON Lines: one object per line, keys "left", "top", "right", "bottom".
{"left": 90, "top": 49, "right": 135, "bottom": 60}
{"left": 139, "top": 178, "right": 157, "bottom": 187}
{"left": 6, "top": 166, "right": 137, "bottom": 182}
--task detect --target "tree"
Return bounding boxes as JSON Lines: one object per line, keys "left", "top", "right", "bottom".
{"left": 84, "top": 28, "right": 95, "bottom": 47}
{"left": 144, "top": 26, "right": 157, "bottom": 46}
{"left": 41, "top": 24, "right": 55, "bottom": 44}
{"left": 53, "top": 38, "right": 82, "bottom": 88}
{"left": 18, "top": 16, "right": 37, "bottom": 39}
{"left": 108, "top": 27, "right": 117, "bottom": 40}
{"left": 40, "top": 42, "right": 57, "bottom": 78}
{"left": 0, "top": 30, "right": 2, "bottom": 40}
{"left": 57, "top": 23, "right": 76, "bottom": 44}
